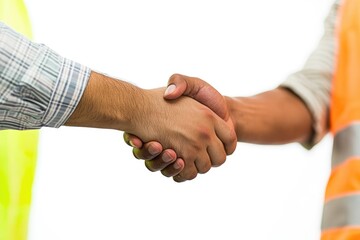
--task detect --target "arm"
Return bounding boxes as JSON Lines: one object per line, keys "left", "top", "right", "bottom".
{"left": 226, "top": 88, "right": 312, "bottom": 144}
{"left": 124, "top": 76, "right": 312, "bottom": 178}
{"left": 162, "top": 75, "right": 312, "bottom": 144}
{"left": 0, "top": 22, "right": 237, "bottom": 182}
{"left": 66, "top": 71, "right": 237, "bottom": 182}
{"left": 125, "top": 1, "right": 339, "bottom": 176}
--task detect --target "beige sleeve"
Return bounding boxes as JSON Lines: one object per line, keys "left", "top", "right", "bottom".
{"left": 280, "top": 1, "right": 340, "bottom": 149}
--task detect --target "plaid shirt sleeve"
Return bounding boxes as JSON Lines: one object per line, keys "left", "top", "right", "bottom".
{"left": 0, "top": 22, "right": 91, "bottom": 130}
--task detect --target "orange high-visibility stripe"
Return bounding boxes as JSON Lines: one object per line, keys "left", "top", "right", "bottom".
{"left": 330, "top": 0, "right": 360, "bottom": 134}
{"left": 325, "top": 157, "right": 360, "bottom": 201}
{"left": 323, "top": 0, "right": 360, "bottom": 238}
{"left": 322, "top": 228, "right": 360, "bottom": 240}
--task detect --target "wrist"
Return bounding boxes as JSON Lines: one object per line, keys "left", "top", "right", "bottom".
{"left": 225, "top": 96, "right": 246, "bottom": 141}
{"left": 65, "top": 71, "right": 147, "bottom": 132}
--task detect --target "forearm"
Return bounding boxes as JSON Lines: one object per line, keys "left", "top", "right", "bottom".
{"left": 227, "top": 87, "right": 313, "bottom": 145}
{"left": 65, "top": 71, "right": 144, "bottom": 132}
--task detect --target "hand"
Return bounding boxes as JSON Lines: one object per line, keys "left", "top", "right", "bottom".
{"left": 123, "top": 134, "right": 183, "bottom": 178}
{"left": 66, "top": 71, "right": 235, "bottom": 182}
{"left": 129, "top": 87, "right": 236, "bottom": 182}
{"left": 124, "top": 74, "right": 236, "bottom": 181}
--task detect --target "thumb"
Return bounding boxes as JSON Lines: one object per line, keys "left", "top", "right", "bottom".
{"left": 164, "top": 74, "right": 228, "bottom": 120}
{"left": 163, "top": 74, "right": 191, "bottom": 100}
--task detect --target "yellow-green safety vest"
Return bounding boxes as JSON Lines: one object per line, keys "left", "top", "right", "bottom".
{"left": 0, "top": 1, "right": 39, "bottom": 240}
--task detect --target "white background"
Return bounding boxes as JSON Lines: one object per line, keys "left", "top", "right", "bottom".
{"left": 25, "top": 0, "right": 334, "bottom": 239}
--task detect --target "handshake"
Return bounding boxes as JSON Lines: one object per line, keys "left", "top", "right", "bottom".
{"left": 122, "top": 73, "right": 238, "bottom": 183}
{"left": 66, "top": 71, "right": 311, "bottom": 183}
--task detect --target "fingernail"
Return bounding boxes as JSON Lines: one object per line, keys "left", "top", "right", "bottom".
{"left": 148, "top": 144, "right": 160, "bottom": 155}
{"left": 164, "top": 84, "right": 176, "bottom": 96}
{"left": 129, "top": 140, "right": 136, "bottom": 148}
{"left": 174, "top": 161, "right": 182, "bottom": 169}
{"left": 162, "top": 152, "right": 173, "bottom": 162}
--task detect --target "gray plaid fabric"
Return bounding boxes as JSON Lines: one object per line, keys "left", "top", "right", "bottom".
{"left": 0, "top": 22, "right": 90, "bottom": 130}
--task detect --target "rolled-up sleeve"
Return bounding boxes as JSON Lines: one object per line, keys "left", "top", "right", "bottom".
{"left": 280, "top": 1, "right": 340, "bottom": 149}
{"left": 0, "top": 22, "right": 90, "bottom": 130}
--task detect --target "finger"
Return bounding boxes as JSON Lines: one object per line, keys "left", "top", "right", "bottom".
{"left": 123, "top": 132, "right": 143, "bottom": 148}
{"left": 143, "top": 149, "right": 177, "bottom": 171}
{"left": 164, "top": 74, "right": 190, "bottom": 99}
{"left": 161, "top": 158, "right": 185, "bottom": 177}
{"left": 214, "top": 117, "right": 237, "bottom": 155}
{"left": 165, "top": 74, "right": 204, "bottom": 99}
{"left": 173, "top": 174, "right": 187, "bottom": 183}
{"left": 165, "top": 74, "right": 228, "bottom": 120}
{"left": 175, "top": 159, "right": 198, "bottom": 182}
{"left": 133, "top": 142, "right": 163, "bottom": 160}
{"left": 206, "top": 137, "right": 227, "bottom": 167}
{"left": 194, "top": 151, "right": 212, "bottom": 174}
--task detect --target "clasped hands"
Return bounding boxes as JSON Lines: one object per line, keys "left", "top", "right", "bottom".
{"left": 123, "top": 74, "right": 237, "bottom": 182}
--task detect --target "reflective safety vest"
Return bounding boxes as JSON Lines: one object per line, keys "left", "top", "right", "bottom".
{"left": 321, "top": 0, "right": 360, "bottom": 239}
{"left": 0, "top": 1, "right": 39, "bottom": 240}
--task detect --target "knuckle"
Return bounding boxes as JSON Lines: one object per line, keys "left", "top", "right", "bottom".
{"left": 196, "top": 158, "right": 212, "bottom": 174}
{"left": 173, "top": 174, "right": 185, "bottom": 182}
{"left": 198, "top": 164, "right": 211, "bottom": 174}
{"left": 197, "top": 127, "right": 212, "bottom": 142}
{"left": 185, "top": 171, "right": 198, "bottom": 180}
{"left": 226, "top": 134, "right": 237, "bottom": 155}
{"left": 225, "top": 131, "right": 237, "bottom": 155}
{"left": 212, "top": 154, "right": 226, "bottom": 167}
{"left": 170, "top": 73, "right": 181, "bottom": 80}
